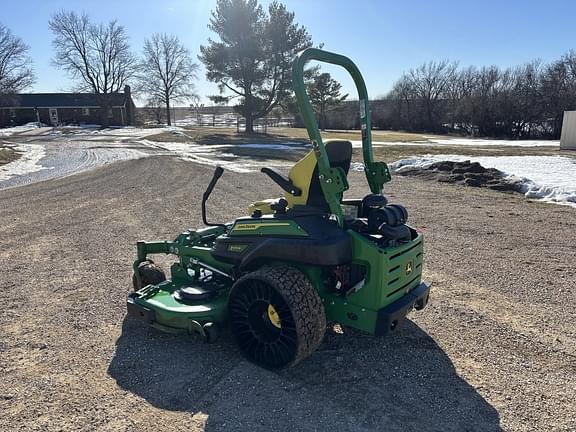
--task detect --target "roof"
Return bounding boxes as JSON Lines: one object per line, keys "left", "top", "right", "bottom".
{"left": 0, "top": 92, "right": 129, "bottom": 108}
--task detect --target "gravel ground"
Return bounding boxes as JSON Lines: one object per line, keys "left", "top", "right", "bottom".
{"left": 1, "top": 156, "right": 575, "bottom": 432}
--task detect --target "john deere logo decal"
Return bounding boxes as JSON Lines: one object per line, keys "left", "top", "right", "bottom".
{"left": 234, "top": 222, "right": 290, "bottom": 231}
{"left": 405, "top": 261, "right": 413, "bottom": 275}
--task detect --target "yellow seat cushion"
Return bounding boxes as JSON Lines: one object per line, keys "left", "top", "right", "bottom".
{"left": 284, "top": 149, "right": 317, "bottom": 208}
{"left": 247, "top": 140, "right": 352, "bottom": 215}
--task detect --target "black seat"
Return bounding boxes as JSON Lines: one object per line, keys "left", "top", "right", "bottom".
{"left": 307, "top": 140, "right": 352, "bottom": 210}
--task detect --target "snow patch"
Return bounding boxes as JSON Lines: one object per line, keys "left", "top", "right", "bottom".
{"left": 140, "top": 140, "right": 294, "bottom": 173}
{"left": 237, "top": 142, "right": 307, "bottom": 150}
{"left": 350, "top": 140, "right": 390, "bottom": 148}
{"left": 140, "top": 140, "right": 308, "bottom": 172}
{"left": 48, "top": 125, "right": 184, "bottom": 139}
{"left": 0, "top": 143, "right": 48, "bottom": 181}
{"left": 390, "top": 155, "right": 576, "bottom": 208}
{"left": 0, "top": 123, "right": 43, "bottom": 137}
{"left": 163, "top": 126, "right": 189, "bottom": 137}
{"left": 350, "top": 138, "right": 558, "bottom": 148}
{"left": 427, "top": 138, "right": 558, "bottom": 147}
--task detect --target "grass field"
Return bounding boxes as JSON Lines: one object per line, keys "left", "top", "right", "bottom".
{"left": 144, "top": 127, "right": 442, "bottom": 145}
{"left": 144, "top": 126, "right": 574, "bottom": 164}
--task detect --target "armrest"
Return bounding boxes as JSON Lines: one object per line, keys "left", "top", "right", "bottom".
{"left": 261, "top": 167, "right": 302, "bottom": 196}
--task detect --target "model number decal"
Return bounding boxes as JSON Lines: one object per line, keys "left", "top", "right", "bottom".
{"left": 228, "top": 244, "right": 248, "bottom": 252}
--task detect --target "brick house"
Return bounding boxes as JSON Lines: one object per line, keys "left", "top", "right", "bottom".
{"left": 0, "top": 86, "right": 136, "bottom": 127}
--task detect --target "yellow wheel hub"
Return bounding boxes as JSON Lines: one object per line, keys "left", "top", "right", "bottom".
{"left": 267, "top": 304, "right": 281, "bottom": 329}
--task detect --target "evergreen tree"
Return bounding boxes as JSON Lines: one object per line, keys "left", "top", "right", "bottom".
{"left": 199, "top": 0, "right": 312, "bottom": 133}
{"left": 307, "top": 72, "right": 348, "bottom": 130}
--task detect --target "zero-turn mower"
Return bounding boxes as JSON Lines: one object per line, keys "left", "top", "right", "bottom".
{"left": 128, "top": 48, "right": 431, "bottom": 369}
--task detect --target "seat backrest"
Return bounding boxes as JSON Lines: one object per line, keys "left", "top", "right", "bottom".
{"left": 285, "top": 140, "right": 352, "bottom": 210}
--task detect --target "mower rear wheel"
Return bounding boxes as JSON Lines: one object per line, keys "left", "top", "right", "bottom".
{"left": 132, "top": 260, "right": 166, "bottom": 291}
{"left": 228, "top": 265, "right": 326, "bottom": 369}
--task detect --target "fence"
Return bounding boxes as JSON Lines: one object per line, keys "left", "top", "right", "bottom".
{"left": 137, "top": 107, "right": 294, "bottom": 132}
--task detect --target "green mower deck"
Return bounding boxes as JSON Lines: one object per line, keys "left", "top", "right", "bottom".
{"left": 128, "top": 48, "right": 431, "bottom": 369}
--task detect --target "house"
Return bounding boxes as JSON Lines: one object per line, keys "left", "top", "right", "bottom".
{"left": 0, "top": 86, "right": 136, "bottom": 127}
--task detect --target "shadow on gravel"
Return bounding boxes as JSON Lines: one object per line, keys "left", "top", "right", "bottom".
{"left": 108, "top": 317, "right": 501, "bottom": 432}
{"left": 107, "top": 317, "right": 240, "bottom": 411}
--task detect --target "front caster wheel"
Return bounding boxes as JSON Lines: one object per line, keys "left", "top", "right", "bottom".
{"left": 132, "top": 260, "right": 166, "bottom": 291}
{"left": 228, "top": 265, "right": 326, "bottom": 369}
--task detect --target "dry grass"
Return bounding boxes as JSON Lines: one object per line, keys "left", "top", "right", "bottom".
{"left": 143, "top": 126, "right": 575, "bottom": 164}
{"left": 0, "top": 146, "right": 21, "bottom": 166}
{"left": 264, "top": 127, "right": 443, "bottom": 142}
{"left": 369, "top": 144, "right": 576, "bottom": 163}
{"left": 144, "top": 127, "right": 441, "bottom": 146}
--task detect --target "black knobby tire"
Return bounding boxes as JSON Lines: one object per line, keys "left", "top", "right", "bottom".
{"left": 228, "top": 265, "right": 326, "bottom": 369}
{"left": 132, "top": 260, "right": 166, "bottom": 291}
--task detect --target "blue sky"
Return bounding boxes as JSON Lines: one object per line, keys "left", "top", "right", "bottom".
{"left": 2, "top": 0, "right": 576, "bottom": 105}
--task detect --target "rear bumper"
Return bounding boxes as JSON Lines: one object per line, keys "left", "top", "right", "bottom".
{"left": 374, "top": 281, "right": 431, "bottom": 336}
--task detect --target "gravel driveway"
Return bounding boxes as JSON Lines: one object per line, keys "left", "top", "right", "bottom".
{"left": 0, "top": 156, "right": 574, "bottom": 431}
{"left": 0, "top": 128, "right": 164, "bottom": 189}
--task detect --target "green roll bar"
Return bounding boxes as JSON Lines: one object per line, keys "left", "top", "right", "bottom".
{"left": 291, "top": 48, "right": 391, "bottom": 225}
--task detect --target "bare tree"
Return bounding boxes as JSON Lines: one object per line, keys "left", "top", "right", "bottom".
{"left": 505, "top": 61, "right": 542, "bottom": 138}
{"left": 385, "top": 75, "right": 415, "bottom": 130}
{"left": 189, "top": 94, "right": 203, "bottom": 125}
{"left": 407, "top": 60, "right": 458, "bottom": 131}
{"left": 382, "top": 50, "right": 576, "bottom": 139}
{"left": 444, "top": 66, "right": 477, "bottom": 133}
{"left": 49, "top": 10, "right": 135, "bottom": 123}
{"left": 0, "top": 23, "right": 35, "bottom": 94}
{"left": 137, "top": 33, "right": 198, "bottom": 126}
{"left": 541, "top": 54, "right": 576, "bottom": 138}
{"left": 145, "top": 96, "right": 166, "bottom": 125}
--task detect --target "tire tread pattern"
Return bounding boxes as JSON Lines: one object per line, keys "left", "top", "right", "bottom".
{"left": 132, "top": 261, "right": 166, "bottom": 291}
{"left": 231, "top": 265, "right": 326, "bottom": 368}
